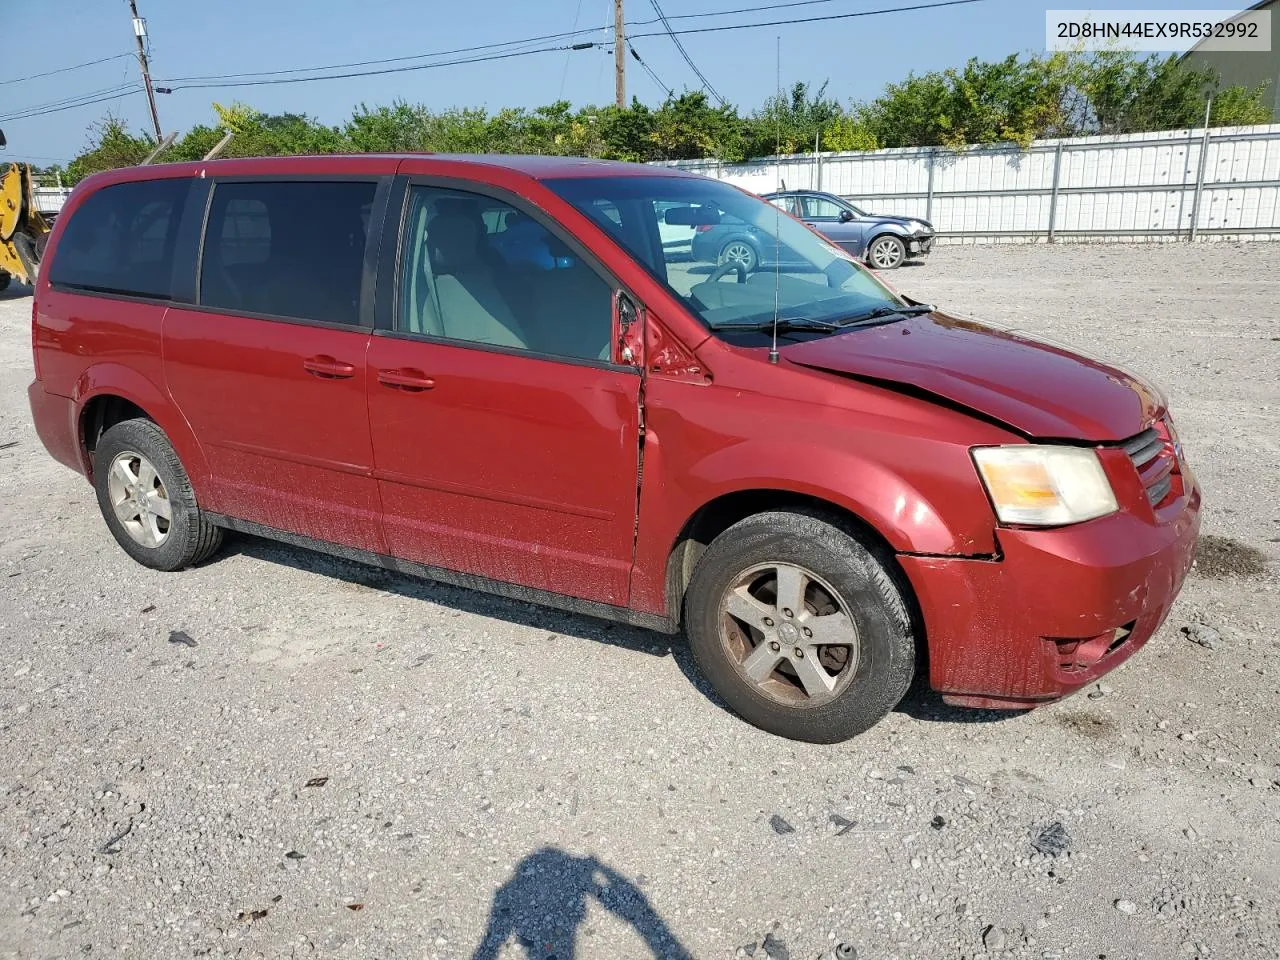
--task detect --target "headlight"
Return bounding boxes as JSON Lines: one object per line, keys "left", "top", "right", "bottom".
{"left": 972, "top": 446, "right": 1117, "bottom": 526}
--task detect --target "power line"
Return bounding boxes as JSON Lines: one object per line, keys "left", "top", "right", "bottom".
{"left": 0, "top": 85, "right": 143, "bottom": 123}
{"left": 628, "top": 42, "right": 672, "bottom": 98}
{"left": 0, "top": 81, "right": 142, "bottom": 118}
{"left": 162, "top": 45, "right": 580, "bottom": 92}
{"left": 559, "top": 0, "right": 587, "bottom": 99}
{"left": 143, "top": 0, "right": 985, "bottom": 94}
{"left": 153, "top": 0, "right": 869, "bottom": 87}
{"left": 0, "top": 53, "right": 135, "bottom": 87}
{"left": 648, "top": 0, "right": 725, "bottom": 105}
{"left": 630, "top": 0, "right": 984, "bottom": 40}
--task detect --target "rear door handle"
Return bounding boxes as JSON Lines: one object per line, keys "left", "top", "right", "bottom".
{"left": 377, "top": 368, "right": 436, "bottom": 391}
{"left": 303, "top": 355, "right": 356, "bottom": 379}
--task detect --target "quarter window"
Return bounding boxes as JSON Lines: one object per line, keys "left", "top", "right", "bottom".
{"left": 200, "top": 180, "right": 376, "bottom": 325}
{"left": 397, "top": 186, "right": 613, "bottom": 362}
{"left": 47, "top": 179, "right": 191, "bottom": 299}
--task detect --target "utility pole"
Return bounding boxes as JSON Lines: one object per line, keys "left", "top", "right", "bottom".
{"left": 614, "top": 0, "right": 626, "bottom": 109}
{"left": 127, "top": 0, "right": 163, "bottom": 143}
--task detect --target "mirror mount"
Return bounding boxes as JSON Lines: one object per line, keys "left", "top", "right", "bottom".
{"left": 838, "top": 209, "right": 855, "bottom": 223}
{"left": 615, "top": 291, "right": 645, "bottom": 368}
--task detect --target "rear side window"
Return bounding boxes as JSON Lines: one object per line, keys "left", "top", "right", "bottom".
{"left": 48, "top": 179, "right": 191, "bottom": 299}
{"left": 200, "top": 180, "right": 376, "bottom": 326}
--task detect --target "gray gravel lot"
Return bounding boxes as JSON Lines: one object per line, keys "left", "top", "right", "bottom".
{"left": 1, "top": 242, "right": 1277, "bottom": 960}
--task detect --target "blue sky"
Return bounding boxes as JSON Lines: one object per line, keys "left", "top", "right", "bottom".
{"left": 0, "top": 0, "right": 1253, "bottom": 164}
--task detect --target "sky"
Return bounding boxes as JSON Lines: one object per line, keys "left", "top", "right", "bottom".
{"left": 0, "top": 0, "right": 1258, "bottom": 165}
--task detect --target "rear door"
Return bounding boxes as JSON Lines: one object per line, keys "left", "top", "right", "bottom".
{"left": 366, "top": 179, "right": 641, "bottom": 606}
{"left": 163, "top": 174, "right": 391, "bottom": 553}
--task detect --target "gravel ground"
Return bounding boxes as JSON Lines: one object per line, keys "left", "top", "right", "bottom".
{"left": 1, "top": 243, "right": 1277, "bottom": 960}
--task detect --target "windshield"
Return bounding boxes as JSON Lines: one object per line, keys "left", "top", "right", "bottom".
{"left": 546, "top": 176, "right": 902, "bottom": 337}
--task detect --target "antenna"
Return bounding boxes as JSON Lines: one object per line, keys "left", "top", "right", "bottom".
{"left": 768, "top": 34, "right": 782, "bottom": 365}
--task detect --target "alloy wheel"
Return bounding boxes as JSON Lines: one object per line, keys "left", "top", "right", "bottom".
{"left": 106, "top": 450, "right": 172, "bottom": 548}
{"left": 718, "top": 562, "right": 859, "bottom": 707}
{"left": 868, "top": 237, "right": 904, "bottom": 269}
{"left": 720, "top": 241, "right": 756, "bottom": 270}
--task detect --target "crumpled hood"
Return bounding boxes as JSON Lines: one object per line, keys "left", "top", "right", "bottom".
{"left": 783, "top": 312, "right": 1163, "bottom": 441}
{"left": 869, "top": 214, "right": 934, "bottom": 234}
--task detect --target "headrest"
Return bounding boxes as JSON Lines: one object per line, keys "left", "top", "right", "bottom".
{"left": 428, "top": 213, "right": 483, "bottom": 273}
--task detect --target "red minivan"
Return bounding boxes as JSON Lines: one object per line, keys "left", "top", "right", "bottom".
{"left": 27, "top": 155, "right": 1200, "bottom": 742}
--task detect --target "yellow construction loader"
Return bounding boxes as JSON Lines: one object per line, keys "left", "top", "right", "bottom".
{"left": 0, "top": 128, "right": 53, "bottom": 291}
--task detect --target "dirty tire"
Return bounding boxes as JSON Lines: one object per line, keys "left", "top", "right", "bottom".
{"left": 0, "top": 271, "right": 10, "bottom": 292}
{"left": 93, "top": 418, "right": 223, "bottom": 571}
{"left": 684, "top": 510, "right": 915, "bottom": 743}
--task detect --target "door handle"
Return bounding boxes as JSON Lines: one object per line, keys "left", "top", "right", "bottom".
{"left": 377, "top": 368, "right": 435, "bottom": 391}
{"left": 303, "top": 355, "right": 356, "bottom": 379}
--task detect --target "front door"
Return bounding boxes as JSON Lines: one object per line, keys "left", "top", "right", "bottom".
{"left": 164, "top": 177, "right": 388, "bottom": 553}
{"left": 367, "top": 183, "right": 641, "bottom": 606}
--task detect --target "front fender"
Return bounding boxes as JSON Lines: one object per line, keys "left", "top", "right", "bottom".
{"left": 629, "top": 416, "right": 1000, "bottom": 617}
{"left": 73, "top": 362, "right": 212, "bottom": 497}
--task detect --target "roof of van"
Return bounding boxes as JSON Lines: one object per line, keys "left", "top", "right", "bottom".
{"left": 86, "top": 154, "right": 702, "bottom": 183}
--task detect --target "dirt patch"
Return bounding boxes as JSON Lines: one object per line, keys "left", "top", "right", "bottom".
{"left": 1053, "top": 710, "right": 1114, "bottom": 740}
{"left": 1193, "top": 535, "right": 1271, "bottom": 580}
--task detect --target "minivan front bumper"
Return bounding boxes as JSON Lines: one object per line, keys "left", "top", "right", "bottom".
{"left": 898, "top": 480, "right": 1201, "bottom": 709}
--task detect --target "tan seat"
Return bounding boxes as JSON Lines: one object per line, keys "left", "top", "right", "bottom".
{"left": 428, "top": 212, "right": 527, "bottom": 350}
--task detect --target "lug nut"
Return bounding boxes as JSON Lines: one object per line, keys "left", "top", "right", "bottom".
{"left": 794, "top": 648, "right": 805, "bottom": 658}
{"left": 782, "top": 608, "right": 793, "bottom": 618}
{"left": 763, "top": 617, "right": 774, "bottom": 627}
{"left": 769, "top": 641, "right": 780, "bottom": 652}
{"left": 802, "top": 627, "right": 812, "bottom": 638}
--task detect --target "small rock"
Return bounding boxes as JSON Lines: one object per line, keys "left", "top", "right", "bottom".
{"left": 1032, "top": 821, "right": 1072, "bottom": 857}
{"left": 829, "top": 814, "right": 856, "bottom": 836}
{"left": 1180, "top": 623, "right": 1219, "bottom": 650}
{"left": 1183, "top": 827, "right": 1199, "bottom": 840}
{"left": 1179, "top": 732, "right": 1198, "bottom": 742}
{"left": 831, "top": 944, "right": 857, "bottom": 960}
{"left": 769, "top": 815, "right": 795, "bottom": 835}
{"left": 1115, "top": 899, "right": 1138, "bottom": 915}
{"left": 931, "top": 815, "right": 946, "bottom": 830}
{"left": 167, "top": 630, "right": 197, "bottom": 649}
{"left": 982, "top": 924, "right": 1006, "bottom": 951}
{"left": 1158, "top": 901, "right": 1177, "bottom": 918}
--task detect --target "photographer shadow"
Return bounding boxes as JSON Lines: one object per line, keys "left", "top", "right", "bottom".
{"left": 471, "top": 848, "right": 690, "bottom": 960}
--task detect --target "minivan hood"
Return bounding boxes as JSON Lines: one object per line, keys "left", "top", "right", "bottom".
{"left": 783, "top": 313, "right": 1162, "bottom": 441}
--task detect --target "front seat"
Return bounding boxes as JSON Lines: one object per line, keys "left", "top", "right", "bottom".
{"left": 427, "top": 212, "right": 527, "bottom": 350}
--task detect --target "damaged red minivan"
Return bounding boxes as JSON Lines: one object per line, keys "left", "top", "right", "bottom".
{"left": 27, "top": 155, "right": 1200, "bottom": 742}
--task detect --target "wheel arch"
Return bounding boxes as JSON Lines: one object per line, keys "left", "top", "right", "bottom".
{"left": 72, "top": 364, "right": 211, "bottom": 495}
{"left": 660, "top": 487, "right": 920, "bottom": 635}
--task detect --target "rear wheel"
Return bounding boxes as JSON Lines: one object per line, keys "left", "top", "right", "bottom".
{"left": 0, "top": 271, "right": 9, "bottom": 292}
{"left": 718, "top": 239, "right": 759, "bottom": 274}
{"left": 684, "top": 510, "right": 916, "bottom": 743}
{"left": 866, "top": 234, "right": 906, "bottom": 270}
{"left": 93, "top": 419, "right": 222, "bottom": 571}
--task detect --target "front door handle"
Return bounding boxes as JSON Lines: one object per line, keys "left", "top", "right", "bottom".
{"left": 303, "top": 355, "right": 356, "bottom": 379}
{"left": 377, "top": 368, "right": 436, "bottom": 391}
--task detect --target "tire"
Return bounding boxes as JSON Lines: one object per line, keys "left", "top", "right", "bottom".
{"left": 866, "top": 234, "right": 907, "bottom": 270}
{"left": 683, "top": 510, "right": 915, "bottom": 743}
{"left": 718, "top": 238, "right": 759, "bottom": 274}
{"left": 93, "top": 419, "right": 223, "bottom": 571}
{"left": 0, "top": 271, "right": 9, "bottom": 292}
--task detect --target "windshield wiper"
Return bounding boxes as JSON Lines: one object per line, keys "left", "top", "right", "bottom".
{"left": 836, "top": 303, "right": 935, "bottom": 326}
{"left": 708, "top": 317, "right": 840, "bottom": 333}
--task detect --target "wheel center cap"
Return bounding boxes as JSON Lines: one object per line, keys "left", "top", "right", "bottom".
{"left": 778, "top": 621, "right": 801, "bottom": 644}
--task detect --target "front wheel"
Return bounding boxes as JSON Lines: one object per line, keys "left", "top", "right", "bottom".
{"left": 718, "top": 239, "right": 759, "bottom": 274}
{"left": 93, "top": 419, "right": 223, "bottom": 571}
{"left": 683, "top": 510, "right": 916, "bottom": 743}
{"left": 866, "top": 234, "right": 907, "bottom": 270}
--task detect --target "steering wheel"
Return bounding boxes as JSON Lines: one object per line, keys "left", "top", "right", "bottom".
{"left": 708, "top": 261, "right": 747, "bottom": 284}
